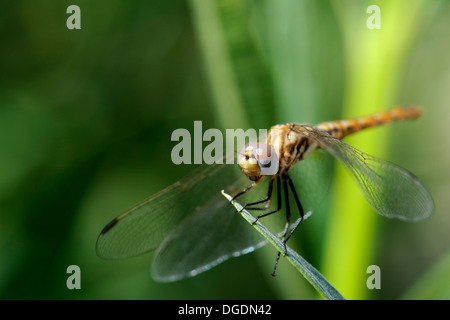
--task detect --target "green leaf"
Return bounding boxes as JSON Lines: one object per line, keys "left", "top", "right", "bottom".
{"left": 221, "top": 190, "right": 345, "bottom": 300}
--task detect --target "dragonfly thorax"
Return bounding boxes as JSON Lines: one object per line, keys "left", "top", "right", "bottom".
{"left": 266, "top": 124, "right": 308, "bottom": 174}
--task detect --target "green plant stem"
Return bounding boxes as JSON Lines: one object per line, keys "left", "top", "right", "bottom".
{"left": 222, "top": 190, "right": 345, "bottom": 300}
{"left": 188, "top": 0, "right": 248, "bottom": 129}
{"left": 323, "top": 0, "right": 427, "bottom": 299}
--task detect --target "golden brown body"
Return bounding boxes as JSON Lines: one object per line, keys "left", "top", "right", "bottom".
{"left": 315, "top": 106, "right": 421, "bottom": 139}
{"left": 239, "top": 107, "right": 423, "bottom": 180}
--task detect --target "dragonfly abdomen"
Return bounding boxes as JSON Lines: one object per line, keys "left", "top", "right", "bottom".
{"left": 315, "top": 106, "right": 422, "bottom": 139}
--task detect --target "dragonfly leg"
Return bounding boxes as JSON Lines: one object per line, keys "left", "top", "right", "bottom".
{"left": 242, "top": 176, "right": 275, "bottom": 212}
{"left": 272, "top": 173, "right": 305, "bottom": 277}
{"left": 272, "top": 174, "right": 291, "bottom": 276}
{"left": 251, "top": 175, "right": 282, "bottom": 224}
{"left": 284, "top": 174, "right": 305, "bottom": 242}
{"left": 231, "top": 182, "right": 256, "bottom": 201}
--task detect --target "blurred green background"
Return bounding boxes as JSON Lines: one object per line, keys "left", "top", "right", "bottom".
{"left": 1, "top": 0, "right": 449, "bottom": 300}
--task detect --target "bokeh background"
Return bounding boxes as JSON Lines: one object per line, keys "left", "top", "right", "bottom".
{"left": 1, "top": 0, "right": 449, "bottom": 299}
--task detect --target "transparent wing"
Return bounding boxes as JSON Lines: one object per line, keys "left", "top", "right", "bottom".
{"left": 151, "top": 182, "right": 268, "bottom": 282}
{"left": 288, "top": 149, "right": 334, "bottom": 215}
{"left": 96, "top": 156, "right": 267, "bottom": 280}
{"left": 301, "top": 125, "right": 434, "bottom": 221}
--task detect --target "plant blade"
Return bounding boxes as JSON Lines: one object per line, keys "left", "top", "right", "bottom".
{"left": 222, "top": 190, "right": 345, "bottom": 300}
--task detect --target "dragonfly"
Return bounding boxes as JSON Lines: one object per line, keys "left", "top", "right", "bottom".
{"left": 96, "top": 106, "right": 434, "bottom": 282}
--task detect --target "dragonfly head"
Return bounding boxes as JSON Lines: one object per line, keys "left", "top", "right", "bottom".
{"left": 238, "top": 142, "right": 278, "bottom": 181}
{"left": 239, "top": 147, "right": 262, "bottom": 181}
